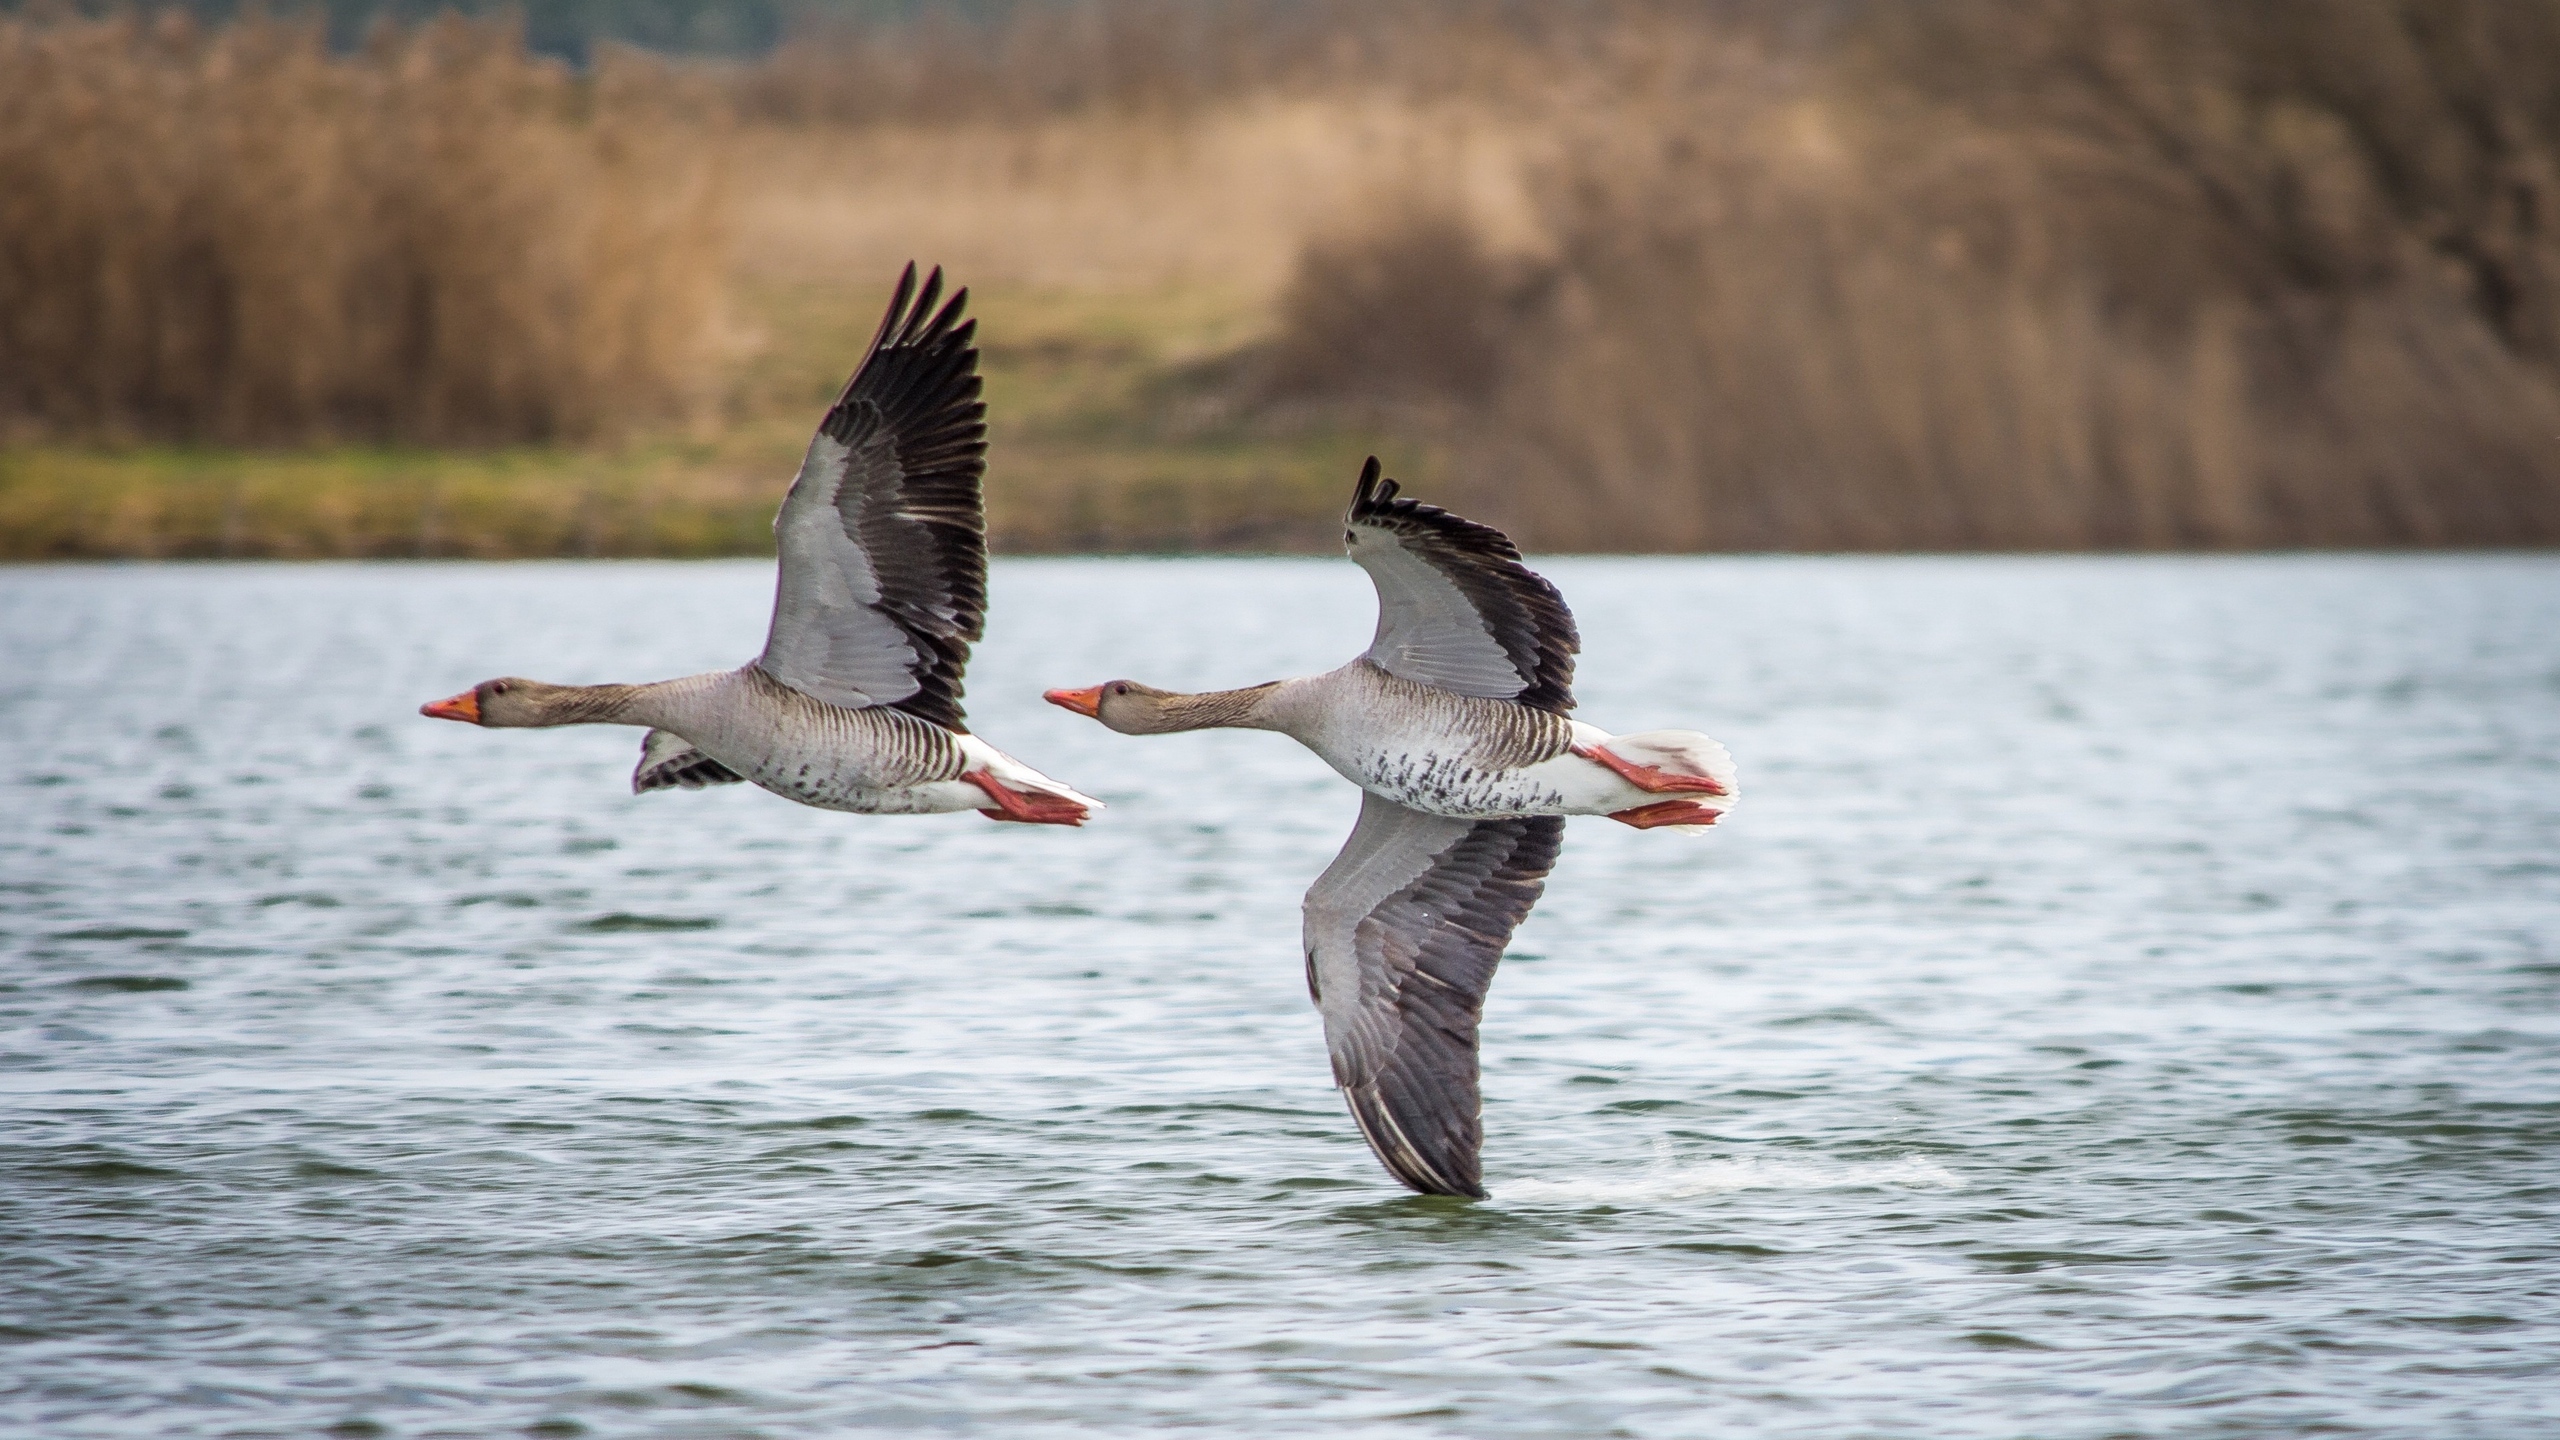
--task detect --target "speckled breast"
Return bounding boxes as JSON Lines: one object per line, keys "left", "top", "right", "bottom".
{"left": 1337, "top": 742, "right": 1575, "bottom": 817}
{"left": 1298, "top": 668, "right": 1578, "bottom": 819}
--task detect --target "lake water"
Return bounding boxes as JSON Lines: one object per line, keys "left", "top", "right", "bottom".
{"left": 3, "top": 555, "right": 2557, "bottom": 1438}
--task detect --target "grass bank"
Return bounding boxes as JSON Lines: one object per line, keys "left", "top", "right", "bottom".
{"left": 0, "top": 281, "right": 1395, "bottom": 559}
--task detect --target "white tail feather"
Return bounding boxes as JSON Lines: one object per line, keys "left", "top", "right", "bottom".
{"left": 957, "top": 734, "right": 1104, "bottom": 813}
{"left": 1608, "top": 730, "right": 1738, "bottom": 798}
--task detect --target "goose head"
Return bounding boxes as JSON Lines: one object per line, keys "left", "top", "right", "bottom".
{"left": 1044, "top": 680, "right": 1189, "bottom": 735}
{"left": 420, "top": 678, "right": 599, "bottom": 728}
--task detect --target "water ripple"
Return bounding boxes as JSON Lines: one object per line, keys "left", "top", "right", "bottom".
{"left": 2, "top": 555, "right": 2557, "bottom": 1438}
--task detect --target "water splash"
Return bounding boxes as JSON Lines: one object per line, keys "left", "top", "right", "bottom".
{"left": 1494, "top": 1148, "right": 1966, "bottom": 1205}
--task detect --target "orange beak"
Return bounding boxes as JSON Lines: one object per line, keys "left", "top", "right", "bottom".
{"left": 1043, "top": 685, "right": 1104, "bottom": 718}
{"left": 420, "top": 688, "right": 481, "bottom": 724}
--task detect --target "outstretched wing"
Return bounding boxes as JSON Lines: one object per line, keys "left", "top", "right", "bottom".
{"left": 1344, "top": 457, "right": 1577, "bottom": 715}
{"left": 1302, "top": 790, "right": 1565, "bottom": 1198}
{"left": 758, "top": 264, "right": 987, "bottom": 732}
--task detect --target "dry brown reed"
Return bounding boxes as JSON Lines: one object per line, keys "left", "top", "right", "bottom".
{"left": 0, "top": 11, "right": 727, "bottom": 446}
{"left": 11, "top": 0, "right": 2555, "bottom": 552}
{"left": 719, "top": 90, "right": 1552, "bottom": 307}
{"left": 733, "top": 0, "right": 1748, "bottom": 128}
{"left": 1265, "top": 0, "right": 2560, "bottom": 549}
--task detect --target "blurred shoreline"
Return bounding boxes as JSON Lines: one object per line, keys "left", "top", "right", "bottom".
{"left": 5, "top": 2, "right": 2557, "bottom": 558}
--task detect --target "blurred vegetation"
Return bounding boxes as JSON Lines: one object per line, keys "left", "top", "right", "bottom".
{"left": 0, "top": 12, "right": 728, "bottom": 446}
{"left": 0, "top": 278, "right": 1391, "bottom": 557}
{"left": 1266, "top": 0, "right": 2560, "bottom": 548}
{"left": 0, "top": 0, "right": 884, "bottom": 60}
{"left": 3, "top": 0, "right": 2557, "bottom": 557}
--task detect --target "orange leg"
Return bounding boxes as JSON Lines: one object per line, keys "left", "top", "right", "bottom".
{"left": 963, "top": 771, "right": 1090, "bottom": 826}
{"left": 1572, "top": 743, "right": 1730, "bottom": 796}
{"left": 1608, "top": 799, "right": 1724, "bottom": 830}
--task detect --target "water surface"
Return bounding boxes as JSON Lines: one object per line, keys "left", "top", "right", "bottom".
{"left": 3, "top": 556, "right": 2557, "bottom": 1437}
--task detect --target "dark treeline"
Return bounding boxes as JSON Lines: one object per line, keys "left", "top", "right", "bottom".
{"left": 0, "top": 0, "right": 863, "bottom": 58}
{"left": 0, "top": 0, "right": 1836, "bottom": 66}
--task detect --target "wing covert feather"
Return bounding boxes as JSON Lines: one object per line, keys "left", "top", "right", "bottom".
{"left": 1345, "top": 458, "right": 1577, "bottom": 714}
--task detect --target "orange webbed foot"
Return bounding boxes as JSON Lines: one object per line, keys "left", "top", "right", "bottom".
{"left": 1607, "top": 799, "right": 1725, "bottom": 830}
{"left": 1573, "top": 743, "right": 1731, "bottom": 796}
{"left": 963, "top": 771, "right": 1092, "bottom": 826}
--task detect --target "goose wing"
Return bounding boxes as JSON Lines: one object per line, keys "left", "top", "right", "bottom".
{"left": 633, "top": 729, "right": 743, "bottom": 793}
{"left": 757, "top": 265, "right": 987, "bottom": 732}
{"left": 1302, "top": 790, "right": 1565, "bottom": 1198}
{"left": 1344, "top": 457, "right": 1577, "bottom": 714}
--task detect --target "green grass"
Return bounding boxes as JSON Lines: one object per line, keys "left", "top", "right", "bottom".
{"left": 0, "top": 282, "right": 1405, "bottom": 561}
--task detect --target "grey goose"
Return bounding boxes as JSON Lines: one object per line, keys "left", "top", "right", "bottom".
{"left": 1045, "top": 460, "right": 1736, "bottom": 1197}
{"left": 422, "top": 266, "right": 1097, "bottom": 827}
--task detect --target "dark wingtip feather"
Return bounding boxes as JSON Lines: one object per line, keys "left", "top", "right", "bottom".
{"left": 1350, "top": 455, "right": 1383, "bottom": 516}
{"left": 1345, "top": 1085, "right": 1485, "bottom": 1198}
{"left": 807, "top": 264, "right": 991, "bottom": 732}
{"left": 881, "top": 263, "right": 921, "bottom": 339}
{"left": 839, "top": 263, "right": 922, "bottom": 409}
{"left": 931, "top": 286, "right": 971, "bottom": 343}
{"left": 904, "top": 267, "right": 946, "bottom": 348}
{"left": 1345, "top": 456, "right": 1410, "bottom": 520}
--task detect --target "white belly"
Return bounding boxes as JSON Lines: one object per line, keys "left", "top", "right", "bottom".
{"left": 731, "top": 731, "right": 1092, "bottom": 819}
{"left": 1311, "top": 720, "right": 1675, "bottom": 819}
{"left": 632, "top": 667, "right": 1025, "bottom": 819}
{"left": 679, "top": 722, "right": 979, "bottom": 816}
{"left": 748, "top": 771, "right": 986, "bottom": 815}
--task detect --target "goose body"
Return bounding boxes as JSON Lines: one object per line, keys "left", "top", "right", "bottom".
{"left": 625, "top": 667, "right": 1077, "bottom": 818}
{"left": 422, "top": 267, "right": 1096, "bottom": 828}
{"left": 1207, "top": 661, "right": 1735, "bottom": 823}
{"left": 1048, "top": 459, "right": 1735, "bottom": 1196}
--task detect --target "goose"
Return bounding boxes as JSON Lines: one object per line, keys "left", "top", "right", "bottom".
{"left": 420, "top": 265, "right": 1097, "bottom": 828}
{"left": 1044, "top": 459, "right": 1734, "bottom": 1196}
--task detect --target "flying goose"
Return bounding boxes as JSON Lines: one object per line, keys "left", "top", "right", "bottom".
{"left": 422, "top": 266, "right": 1097, "bottom": 827}
{"left": 1045, "top": 460, "right": 1735, "bottom": 1196}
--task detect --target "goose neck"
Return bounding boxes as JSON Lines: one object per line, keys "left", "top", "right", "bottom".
{"left": 1150, "top": 683, "right": 1283, "bottom": 734}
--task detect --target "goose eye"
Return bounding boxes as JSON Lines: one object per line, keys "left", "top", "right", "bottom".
{"left": 489, "top": 681, "right": 510, "bottom": 695}
{"left": 1111, "top": 684, "right": 1128, "bottom": 695}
